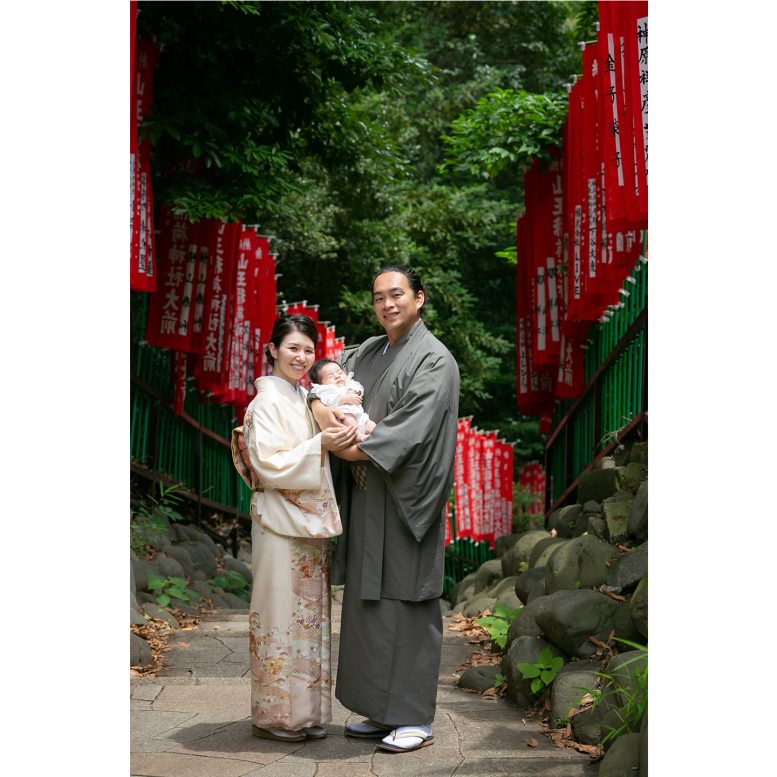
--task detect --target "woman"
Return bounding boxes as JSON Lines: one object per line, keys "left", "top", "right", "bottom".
{"left": 230, "top": 315, "right": 357, "bottom": 743}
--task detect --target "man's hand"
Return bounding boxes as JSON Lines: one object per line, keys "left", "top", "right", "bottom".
{"left": 311, "top": 398, "right": 346, "bottom": 429}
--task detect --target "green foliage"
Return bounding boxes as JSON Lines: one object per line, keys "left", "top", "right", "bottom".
{"left": 131, "top": 483, "right": 185, "bottom": 556}
{"left": 494, "top": 671, "right": 507, "bottom": 688}
{"left": 440, "top": 88, "right": 569, "bottom": 179}
{"left": 146, "top": 574, "right": 199, "bottom": 609}
{"left": 474, "top": 603, "right": 521, "bottom": 650}
{"left": 211, "top": 569, "right": 250, "bottom": 602}
{"left": 517, "top": 647, "right": 564, "bottom": 696}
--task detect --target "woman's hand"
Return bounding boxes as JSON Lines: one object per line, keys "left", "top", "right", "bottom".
{"left": 311, "top": 399, "right": 346, "bottom": 429}
{"left": 321, "top": 424, "right": 359, "bottom": 452}
{"left": 333, "top": 443, "right": 370, "bottom": 462}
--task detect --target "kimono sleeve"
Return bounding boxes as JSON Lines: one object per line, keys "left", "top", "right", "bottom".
{"left": 246, "top": 401, "right": 322, "bottom": 491}
{"left": 358, "top": 351, "right": 460, "bottom": 542}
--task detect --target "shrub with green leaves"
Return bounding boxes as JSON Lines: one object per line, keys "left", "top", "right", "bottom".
{"left": 517, "top": 647, "right": 564, "bottom": 696}
{"left": 211, "top": 570, "right": 250, "bottom": 602}
{"left": 474, "top": 603, "right": 521, "bottom": 650}
{"left": 131, "top": 483, "right": 186, "bottom": 556}
{"left": 147, "top": 574, "right": 199, "bottom": 609}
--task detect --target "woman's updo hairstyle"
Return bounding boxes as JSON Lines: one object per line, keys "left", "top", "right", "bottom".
{"left": 264, "top": 314, "right": 318, "bottom": 366}
{"left": 372, "top": 265, "right": 426, "bottom": 315}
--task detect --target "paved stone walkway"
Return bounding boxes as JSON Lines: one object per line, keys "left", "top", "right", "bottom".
{"left": 131, "top": 594, "right": 595, "bottom": 776}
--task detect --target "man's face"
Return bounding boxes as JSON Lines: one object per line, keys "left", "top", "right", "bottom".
{"left": 318, "top": 362, "right": 347, "bottom": 387}
{"left": 372, "top": 271, "right": 424, "bottom": 343}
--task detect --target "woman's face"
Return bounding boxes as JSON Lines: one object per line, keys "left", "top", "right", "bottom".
{"left": 269, "top": 331, "right": 316, "bottom": 386}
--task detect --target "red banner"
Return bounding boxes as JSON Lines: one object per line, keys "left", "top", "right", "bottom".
{"left": 194, "top": 221, "right": 240, "bottom": 393}
{"left": 130, "top": 38, "right": 160, "bottom": 292}
{"left": 145, "top": 209, "right": 195, "bottom": 349}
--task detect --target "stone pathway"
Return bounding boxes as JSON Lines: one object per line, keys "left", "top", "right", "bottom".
{"left": 131, "top": 593, "right": 595, "bottom": 776}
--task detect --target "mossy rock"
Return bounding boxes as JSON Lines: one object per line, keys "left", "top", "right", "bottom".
{"left": 577, "top": 468, "right": 623, "bottom": 504}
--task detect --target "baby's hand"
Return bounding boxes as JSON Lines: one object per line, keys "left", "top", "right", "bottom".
{"left": 341, "top": 389, "right": 363, "bottom": 405}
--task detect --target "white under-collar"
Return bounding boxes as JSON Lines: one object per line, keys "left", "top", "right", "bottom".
{"left": 261, "top": 374, "right": 302, "bottom": 395}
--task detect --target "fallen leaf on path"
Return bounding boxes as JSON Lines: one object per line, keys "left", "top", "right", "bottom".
{"left": 527, "top": 738, "right": 539, "bottom": 748}
{"left": 601, "top": 590, "right": 626, "bottom": 602}
{"left": 176, "top": 641, "right": 191, "bottom": 647}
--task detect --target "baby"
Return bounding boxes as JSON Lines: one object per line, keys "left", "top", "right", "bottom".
{"left": 309, "top": 358, "right": 376, "bottom": 441}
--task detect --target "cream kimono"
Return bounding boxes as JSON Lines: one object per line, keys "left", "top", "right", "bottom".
{"left": 231, "top": 375, "right": 342, "bottom": 731}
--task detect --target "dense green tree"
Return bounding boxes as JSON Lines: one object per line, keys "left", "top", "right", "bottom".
{"left": 136, "top": 0, "right": 588, "bottom": 461}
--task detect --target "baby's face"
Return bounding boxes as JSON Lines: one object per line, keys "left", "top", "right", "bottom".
{"left": 319, "top": 362, "right": 347, "bottom": 387}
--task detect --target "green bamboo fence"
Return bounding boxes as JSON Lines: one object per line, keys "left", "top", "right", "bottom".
{"left": 130, "top": 292, "right": 250, "bottom": 519}
{"left": 546, "top": 250, "right": 648, "bottom": 508}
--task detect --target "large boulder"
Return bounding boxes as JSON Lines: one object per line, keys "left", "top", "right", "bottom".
{"left": 598, "top": 649, "right": 648, "bottom": 729}
{"left": 627, "top": 481, "right": 648, "bottom": 542}
{"left": 223, "top": 555, "right": 253, "bottom": 585}
{"left": 130, "top": 601, "right": 146, "bottom": 626}
{"left": 598, "top": 733, "right": 641, "bottom": 777}
{"left": 457, "top": 665, "right": 501, "bottom": 693}
{"left": 472, "top": 559, "right": 504, "bottom": 596}
{"left": 529, "top": 537, "right": 569, "bottom": 569}
{"left": 629, "top": 574, "right": 648, "bottom": 639}
{"left": 495, "top": 534, "right": 522, "bottom": 558}
{"left": 155, "top": 554, "right": 186, "bottom": 580}
{"left": 177, "top": 541, "right": 218, "bottom": 577}
{"left": 628, "top": 442, "right": 647, "bottom": 465}
{"left": 141, "top": 603, "right": 180, "bottom": 628}
{"left": 501, "top": 531, "right": 551, "bottom": 577}
{"left": 515, "top": 566, "right": 547, "bottom": 604}
{"left": 587, "top": 516, "right": 609, "bottom": 541}
{"left": 449, "top": 571, "right": 478, "bottom": 607}
{"left": 166, "top": 544, "right": 195, "bottom": 576}
{"left": 547, "top": 505, "right": 583, "bottom": 539}
{"left": 222, "top": 592, "right": 249, "bottom": 609}
{"left": 507, "top": 595, "right": 551, "bottom": 643}
{"left": 533, "top": 589, "right": 642, "bottom": 658}
{"left": 544, "top": 536, "right": 620, "bottom": 594}
{"left": 602, "top": 491, "right": 635, "bottom": 545}
{"left": 131, "top": 559, "right": 156, "bottom": 592}
{"left": 577, "top": 469, "right": 622, "bottom": 504}
{"left": 605, "top": 542, "right": 648, "bottom": 593}
{"left": 500, "top": 635, "right": 567, "bottom": 708}
{"left": 550, "top": 659, "right": 600, "bottom": 726}
{"left": 639, "top": 704, "right": 648, "bottom": 777}
{"left": 483, "top": 576, "right": 523, "bottom": 611}
{"left": 622, "top": 462, "right": 647, "bottom": 493}
{"left": 571, "top": 706, "right": 602, "bottom": 745}
{"left": 461, "top": 596, "right": 497, "bottom": 617}
{"left": 130, "top": 633, "right": 154, "bottom": 668}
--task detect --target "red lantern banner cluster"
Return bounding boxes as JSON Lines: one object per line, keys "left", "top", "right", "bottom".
{"left": 516, "top": 1, "right": 647, "bottom": 417}
{"left": 144, "top": 215, "right": 277, "bottom": 417}
{"left": 450, "top": 419, "right": 514, "bottom": 547}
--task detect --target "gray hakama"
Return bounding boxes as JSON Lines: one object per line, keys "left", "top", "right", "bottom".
{"left": 330, "top": 320, "right": 460, "bottom": 726}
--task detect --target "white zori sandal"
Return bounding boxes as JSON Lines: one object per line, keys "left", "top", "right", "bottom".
{"left": 376, "top": 725, "right": 434, "bottom": 752}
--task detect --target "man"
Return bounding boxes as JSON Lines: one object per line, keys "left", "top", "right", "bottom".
{"left": 311, "top": 266, "right": 460, "bottom": 753}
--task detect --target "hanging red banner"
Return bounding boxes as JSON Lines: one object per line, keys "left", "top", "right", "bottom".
{"left": 131, "top": 38, "right": 160, "bottom": 292}
{"left": 453, "top": 418, "right": 471, "bottom": 539}
{"left": 145, "top": 209, "right": 194, "bottom": 350}
{"left": 194, "top": 221, "right": 240, "bottom": 394}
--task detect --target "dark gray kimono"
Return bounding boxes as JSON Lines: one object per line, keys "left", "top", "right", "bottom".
{"left": 330, "top": 319, "right": 460, "bottom": 726}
